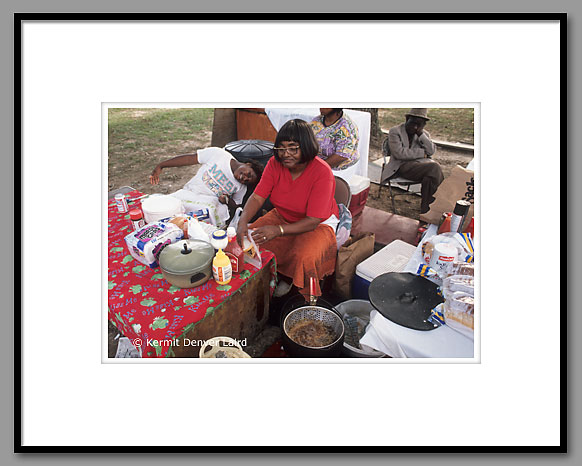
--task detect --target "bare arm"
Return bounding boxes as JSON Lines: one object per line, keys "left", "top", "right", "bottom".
{"left": 323, "top": 153, "right": 348, "bottom": 168}
{"left": 250, "top": 216, "right": 321, "bottom": 247}
{"left": 236, "top": 193, "right": 266, "bottom": 247}
{"left": 150, "top": 153, "right": 199, "bottom": 185}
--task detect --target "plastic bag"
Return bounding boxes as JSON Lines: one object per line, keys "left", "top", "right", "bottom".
{"left": 242, "top": 229, "right": 262, "bottom": 269}
{"left": 443, "top": 293, "right": 474, "bottom": 340}
{"left": 443, "top": 274, "right": 474, "bottom": 298}
{"left": 228, "top": 207, "right": 243, "bottom": 231}
{"left": 186, "top": 217, "right": 212, "bottom": 243}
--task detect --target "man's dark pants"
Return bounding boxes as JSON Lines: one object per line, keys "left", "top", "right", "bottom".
{"left": 396, "top": 159, "right": 444, "bottom": 214}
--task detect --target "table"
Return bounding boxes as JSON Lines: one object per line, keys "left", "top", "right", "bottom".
{"left": 359, "top": 224, "right": 475, "bottom": 358}
{"left": 360, "top": 310, "right": 474, "bottom": 358}
{"left": 107, "top": 191, "right": 276, "bottom": 358}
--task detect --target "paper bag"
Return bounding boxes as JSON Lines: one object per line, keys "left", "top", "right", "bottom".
{"left": 420, "top": 165, "right": 475, "bottom": 230}
{"left": 333, "top": 232, "right": 375, "bottom": 300}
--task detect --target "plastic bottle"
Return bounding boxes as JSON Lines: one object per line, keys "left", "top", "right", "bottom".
{"left": 450, "top": 200, "right": 471, "bottom": 233}
{"left": 212, "top": 249, "right": 232, "bottom": 285}
{"left": 438, "top": 212, "right": 452, "bottom": 234}
{"left": 114, "top": 193, "right": 129, "bottom": 213}
{"left": 463, "top": 217, "right": 474, "bottom": 238}
{"left": 211, "top": 229, "right": 228, "bottom": 251}
{"left": 224, "top": 227, "right": 245, "bottom": 273}
{"left": 129, "top": 209, "right": 146, "bottom": 231}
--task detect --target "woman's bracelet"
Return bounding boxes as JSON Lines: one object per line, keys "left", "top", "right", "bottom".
{"left": 278, "top": 224, "right": 285, "bottom": 236}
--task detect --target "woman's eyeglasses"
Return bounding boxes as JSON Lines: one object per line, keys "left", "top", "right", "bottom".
{"left": 273, "top": 146, "right": 300, "bottom": 156}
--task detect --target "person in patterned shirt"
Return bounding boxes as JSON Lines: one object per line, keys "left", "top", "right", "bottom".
{"left": 309, "top": 108, "right": 360, "bottom": 171}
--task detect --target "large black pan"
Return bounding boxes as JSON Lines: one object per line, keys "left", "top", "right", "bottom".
{"left": 368, "top": 272, "right": 444, "bottom": 331}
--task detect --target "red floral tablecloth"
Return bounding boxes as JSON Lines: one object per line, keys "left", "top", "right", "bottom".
{"left": 107, "top": 191, "right": 276, "bottom": 358}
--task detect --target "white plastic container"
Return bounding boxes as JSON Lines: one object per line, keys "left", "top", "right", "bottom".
{"left": 352, "top": 239, "right": 416, "bottom": 300}
{"left": 141, "top": 195, "right": 183, "bottom": 224}
{"left": 428, "top": 242, "right": 458, "bottom": 278}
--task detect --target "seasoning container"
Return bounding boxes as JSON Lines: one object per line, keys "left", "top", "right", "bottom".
{"left": 129, "top": 209, "right": 146, "bottom": 231}
{"left": 438, "top": 212, "right": 452, "bottom": 234}
{"left": 450, "top": 200, "right": 471, "bottom": 233}
{"left": 211, "top": 229, "right": 228, "bottom": 251}
{"left": 114, "top": 193, "right": 129, "bottom": 213}
{"left": 212, "top": 249, "right": 232, "bottom": 285}
{"left": 224, "top": 227, "right": 245, "bottom": 273}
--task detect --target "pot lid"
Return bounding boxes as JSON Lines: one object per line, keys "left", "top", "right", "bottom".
{"left": 158, "top": 239, "right": 214, "bottom": 274}
{"left": 141, "top": 195, "right": 182, "bottom": 214}
{"left": 368, "top": 272, "right": 444, "bottom": 331}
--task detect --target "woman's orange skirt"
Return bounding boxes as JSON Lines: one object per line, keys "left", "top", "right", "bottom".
{"left": 250, "top": 209, "right": 336, "bottom": 297}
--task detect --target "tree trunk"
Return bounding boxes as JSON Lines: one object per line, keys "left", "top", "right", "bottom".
{"left": 349, "top": 108, "right": 382, "bottom": 147}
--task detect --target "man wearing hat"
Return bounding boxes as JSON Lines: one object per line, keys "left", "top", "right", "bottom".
{"left": 383, "top": 108, "right": 444, "bottom": 214}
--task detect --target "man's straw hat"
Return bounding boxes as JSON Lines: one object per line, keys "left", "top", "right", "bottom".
{"left": 405, "top": 108, "right": 430, "bottom": 121}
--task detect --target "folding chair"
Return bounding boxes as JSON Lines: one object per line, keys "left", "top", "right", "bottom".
{"left": 376, "top": 138, "right": 421, "bottom": 214}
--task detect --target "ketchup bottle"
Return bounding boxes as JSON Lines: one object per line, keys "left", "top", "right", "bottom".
{"left": 438, "top": 212, "right": 452, "bottom": 234}
{"left": 463, "top": 217, "right": 474, "bottom": 238}
{"left": 224, "top": 227, "right": 245, "bottom": 273}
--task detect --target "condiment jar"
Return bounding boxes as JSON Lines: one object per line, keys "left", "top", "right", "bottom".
{"left": 211, "top": 229, "right": 228, "bottom": 250}
{"left": 129, "top": 209, "right": 146, "bottom": 231}
{"left": 212, "top": 249, "right": 232, "bottom": 285}
{"left": 438, "top": 212, "right": 452, "bottom": 234}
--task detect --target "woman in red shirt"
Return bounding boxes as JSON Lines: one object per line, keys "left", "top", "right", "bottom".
{"left": 236, "top": 119, "right": 338, "bottom": 298}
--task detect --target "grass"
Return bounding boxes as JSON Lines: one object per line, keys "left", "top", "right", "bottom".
{"left": 378, "top": 108, "right": 474, "bottom": 144}
{"left": 108, "top": 108, "right": 214, "bottom": 153}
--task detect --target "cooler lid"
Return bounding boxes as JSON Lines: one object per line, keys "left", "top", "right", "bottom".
{"left": 355, "top": 240, "right": 416, "bottom": 282}
{"left": 348, "top": 174, "right": 371, "bottom": 193}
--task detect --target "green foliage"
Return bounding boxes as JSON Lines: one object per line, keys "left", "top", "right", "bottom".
{"left": 108, "top": 108, "right": 214, "bottom": 160}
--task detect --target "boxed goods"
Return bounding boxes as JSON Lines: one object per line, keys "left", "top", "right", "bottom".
{"left": 124, "top": 221, "right": 184, "bottom": 268}
{"left": 441, "top": 272, "right": 474, "bottom": 339}
{"left": 443, "top": 291, "right": 474, "bottom": 339}
{"left": 443, "top": 274, "right": 475, "bottom": 297}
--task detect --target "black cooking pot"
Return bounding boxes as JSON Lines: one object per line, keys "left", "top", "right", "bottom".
{"left": 280, "top": 296, "right": 345, "bottom": 358}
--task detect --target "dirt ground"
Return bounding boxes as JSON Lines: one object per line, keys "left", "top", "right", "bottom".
{"left": 365, "top": 144, "right": 473, "bottom": 219}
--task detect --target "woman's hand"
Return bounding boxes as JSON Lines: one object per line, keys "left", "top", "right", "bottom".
{"left": 250, "top": 225, "right": 282, "bottom": 246}
{"left": 149, "top": 165, "right": 162, "bottom": 185}
{"left": 236, "top": 224, "right": 249, "bottom": 248}
{"left": 218, "top": 194, "right": 229, "bottom": 205}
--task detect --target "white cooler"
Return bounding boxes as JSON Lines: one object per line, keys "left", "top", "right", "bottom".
{"left": 352, "top": 239, "right": 417, "bottom": 300}
{"left": 347, "top": 174, "right": 370, "bottom": 217}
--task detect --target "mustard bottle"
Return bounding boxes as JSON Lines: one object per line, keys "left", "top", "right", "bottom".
{"left": 212, "top": 249, "right": 232, "bottom": 285}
